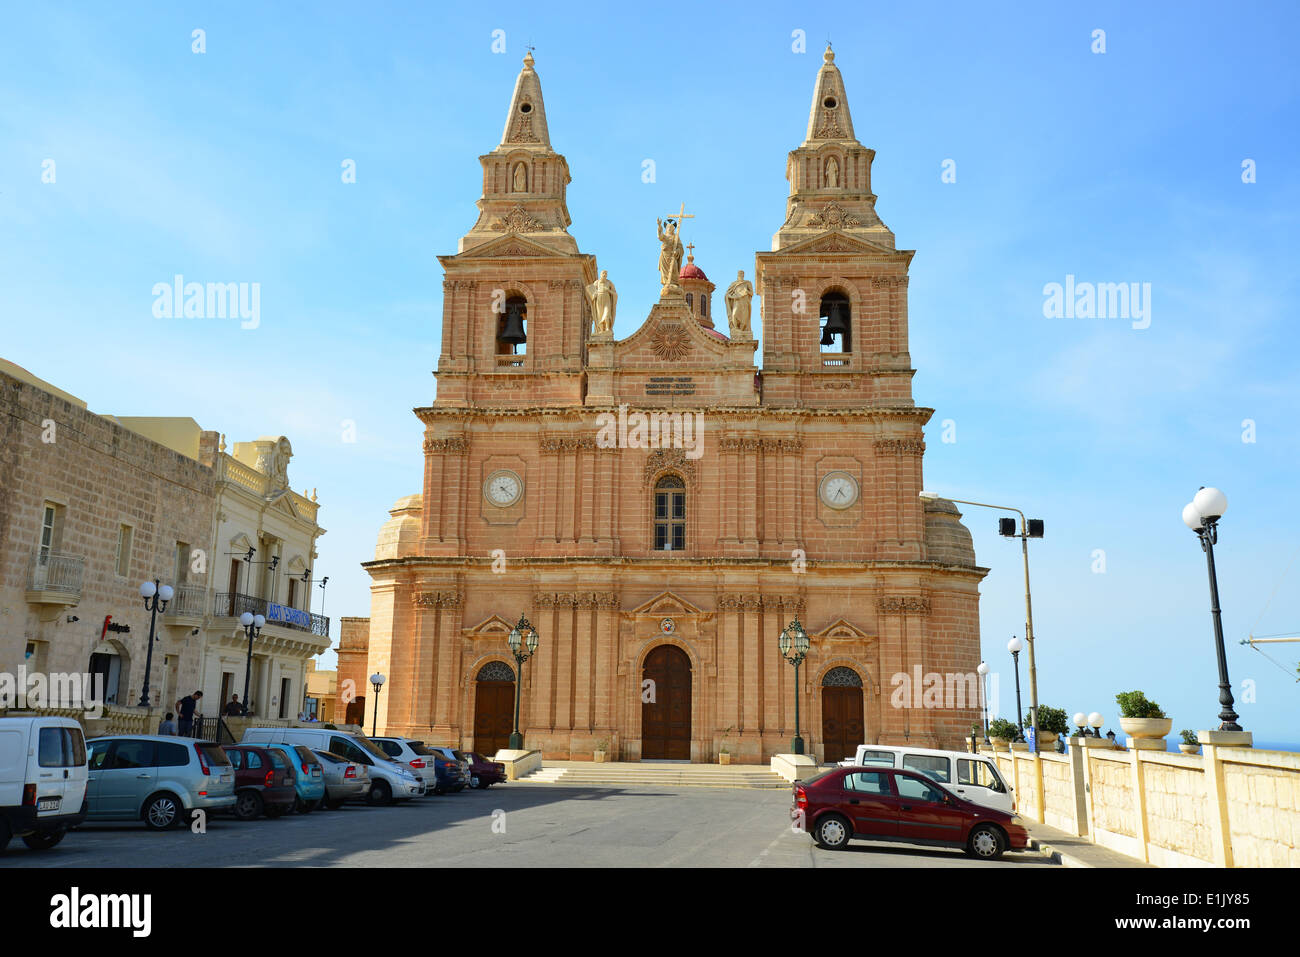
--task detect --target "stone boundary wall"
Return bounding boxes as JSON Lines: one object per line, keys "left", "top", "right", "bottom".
{"left": 983, "top": 738, "right": 1298, "bottom": 867}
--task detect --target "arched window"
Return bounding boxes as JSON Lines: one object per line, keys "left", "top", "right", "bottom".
{"left": 685, "top": 292, "right": 693, "bottom": 310}
{"left": 497, "top": 295, "right": 528, "bottom": 356}
{"left": 653, "top": 475, "right": 686, "bottom": 551}
{"left": 819, "top": 291, "right": 851, "bottom": 354}
{"left": 477, "top": 660, "right": 516, "bottom": 682}
{"left": 822, "top": 666, "right": 863, "bottom": 687}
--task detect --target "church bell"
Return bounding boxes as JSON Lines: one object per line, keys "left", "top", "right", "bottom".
{"left": 820, "top": 301, "right": 849, "bottom": 344}
{"left": 499, "top": 302, "right": 527, "bottom": 345}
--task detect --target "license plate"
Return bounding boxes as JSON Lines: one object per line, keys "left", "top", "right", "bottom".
{"left": 220, "top": 774, "right": 232, "bottom": 783}
{"left": 38, "top": 797, "right": 60, "bottom": 812}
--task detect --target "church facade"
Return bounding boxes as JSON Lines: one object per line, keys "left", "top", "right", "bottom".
{"left": 358, "top": 48, "right": 988, "bottom": 762}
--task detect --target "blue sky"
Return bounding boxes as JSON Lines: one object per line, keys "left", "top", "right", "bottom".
{"left": 2, "top": 2, "right": 1297, "bottom": 743}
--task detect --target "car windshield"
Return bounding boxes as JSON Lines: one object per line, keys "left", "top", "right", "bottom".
{"left": 407, "top": 741, "right": 435, "bottom": 756}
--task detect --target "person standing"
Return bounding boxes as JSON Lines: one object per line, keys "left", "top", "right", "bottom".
{"left": 224, "top": 693, "right": 244, "bottom": 717}
{"left": 177, "top": 690, "right": 203, "bottom": 737}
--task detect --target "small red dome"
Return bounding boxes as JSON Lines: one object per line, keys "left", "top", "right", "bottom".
{"left": 680, "top": 262, "right": 707, "bottom": 280}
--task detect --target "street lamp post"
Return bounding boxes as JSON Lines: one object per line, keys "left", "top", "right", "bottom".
{"left": 1007, "top": 636, "right": 1024, "bottom": 739}
{"left": 1073, "top": 712, "right": 1087, "bottom": 738}
{"left": 976, "top": 661, "right": 990, "bottom": 742}
{"left": 1182, "top": 486, "right": 1242, "bottom": 731}
{"left": 506, "top": 614, "right": 540, "bottom": 750}
{"left": 238, "top": 612, "right": 266, "bottom": 716}
{"left": 137, "top": 580, "right": 174, "bottom": 707}
{"left": 1088, "top": 712, "right": 1105, "bottom": 738}
{"left": 369, "top": 672, "right": 386, "bottom": 736}
{"left": 921, "top": 491, "right": 1043, "bottom": 740}
{"left": 779, "top": 617, "right": 810, "bottom": 755}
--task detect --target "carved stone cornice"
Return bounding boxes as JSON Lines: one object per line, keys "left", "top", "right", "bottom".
{"left": 643, "top": 448, "right": 697, "bottom": 486}
{"left": 534, "top": 591, "right": 619, "bottom": 608}
{"left": 717, "top": 594, "right": 806, "bottom": 613}
{"left": 491, "top": 204, "right": 545, "bottom": 233}
{"left": 413, "top": 591, "right": 463, "bottom": 608}
{"left": 719, "top": 437, "right": 803, "bottom": 453}
{"left": 873, "top": 439, "right": 925, "bottom": 456}
{"left": 808, "top": 202, "right": 860, "bottom": 229}
{"left": 424, "top": 437, "right": 469, "bottom": 454}
{"left": 540, "top": 435, "right": 597, "bottom": 453}
{"left": 876, "top": 596, "right": 931, "bottom": 615}
{"left": 446, "top": 279, "right": 479, "bottom": 290}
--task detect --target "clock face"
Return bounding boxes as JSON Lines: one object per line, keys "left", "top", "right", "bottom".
{"left": 819, "top": 471, "right": 859, "bottom": 510}
{"left": 484, "top": 470, "right": 523, "bottom": 507}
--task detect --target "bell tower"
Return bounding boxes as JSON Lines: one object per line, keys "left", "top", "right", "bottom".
{"left": 434, "top": 52, "right": 597, "bottom": 409}
{"left": 755, "top": 45, "right": 915, "bottom": 409}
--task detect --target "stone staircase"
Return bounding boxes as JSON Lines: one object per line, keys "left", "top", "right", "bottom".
{"left": 518, "top": 761, "right": 790, "bottom": 789}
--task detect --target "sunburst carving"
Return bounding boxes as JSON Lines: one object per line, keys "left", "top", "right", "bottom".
{"left": 650, "top": 322, "right": 692, "bottom": 361}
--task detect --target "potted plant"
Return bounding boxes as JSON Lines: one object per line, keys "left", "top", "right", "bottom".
{"left": 1026, "top": 704, "right": 1070, "bottom": 750}
{"left": 594, "top": 737, "right": 609, "bottom": 763}
{"left": 1179, "top": 729, "right": 1200, "bottom": 755}
{"left": 1115, "top": 691, "right": 1172, "bottom": 740}
{"left": 987, "top": 718, "right": 1018, "bottom": 749}
{"left": 719, "top": 726, "right": 733, "bottom": 765}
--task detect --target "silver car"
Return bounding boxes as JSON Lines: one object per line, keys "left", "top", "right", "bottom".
{"left": 311, "top": 749, "right": 371, "bottom": 808}
{"left": 85, "top": 736, "right": 236, "bottom": 829}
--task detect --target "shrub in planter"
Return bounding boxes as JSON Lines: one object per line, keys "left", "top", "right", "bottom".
{"left": 988, "top": 717, "right": 1019, "bottom": 742}
{"left": 1180, "top": 729, "right": 1199, "bottom": 746}
{"left": 1115, "top": 691, "right": 1167, "bottom": 719}
{"left": 1025, "top": 704, "right": 1070, "bottom": 737}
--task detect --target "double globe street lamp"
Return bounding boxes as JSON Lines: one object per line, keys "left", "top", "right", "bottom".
{"left": 238, "top": 611, "right": 266, "bottom": 717}
{"left": 779, "top": 617, "right": 810, "bottom": 755}
{"left": 1007, "top": 636, "right": 1024, "bottom": 739}
{"left": 137, "top": 579, "right": 174, "bottom": 708}
{"left": 507, "top": 614, "right": 540, "bottom": 750}
{"left": 976, "top": 661, "right": 990, "bottom": 744}
{"left": 1181, "top": 486, "right": 1243, "bottom": 732}
{"left": 370, "top": 672, "right": 386, "bottom": 736}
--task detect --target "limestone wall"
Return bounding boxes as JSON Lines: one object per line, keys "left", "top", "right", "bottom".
{"left": 1222, "top": 750, "right": 1300, "bottom": 868}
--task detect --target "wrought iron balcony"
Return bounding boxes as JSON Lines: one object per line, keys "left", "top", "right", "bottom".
{"left": 214, "top": 592, "right": 329, "bottom": 638}
{"left": 26, "top": 550, "right": 84, "bottom": 605}
{"left": 163, "top": 583, "right": 207, "bottom": 621}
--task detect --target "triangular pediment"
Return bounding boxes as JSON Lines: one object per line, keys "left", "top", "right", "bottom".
{"left": 464, "top": 614, "right": 516, "bottom": 637}
{"left": 450, "top": 232, "right": 562, "bottom": 260}
{"left": 614, "top": 299, "right": 729, "bottom": 364}
{"left": 266, "top": 491, "right": 301, "bottom": 520}
{"left": 812, "top": 617, "right": 875, "bottom": 642}
{"left": 628, "top": 590, "right": 704, "bottom": 617}
{"left": 777, "top": 229, "right": 907, "bottom": 259}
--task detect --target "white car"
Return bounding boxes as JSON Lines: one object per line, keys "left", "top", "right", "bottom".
{"left": 371, "top": 737, "right": 439, "bottom": 789}
{"left": 0, "top": 716, "right": 89, "bottom": 852}
{"left": 845, "top": 744, "right": 1015, "bottom": 814}
{"left": 240, "top": 727, "right": 425, "bottom": 805}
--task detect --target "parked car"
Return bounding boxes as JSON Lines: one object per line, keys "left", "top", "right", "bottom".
{"left": 82, "top": 735, "right": 235, "bottom": 830}
{"left": 372, "top": 737, "right": 440, "bottom": 789}
{"left": 1, "top": 716, "right": 89, "bottom": 851}
{"left": 265, "top": 744, "right": 326, "bottom": 813}
{"left": 240, "top": 728, "right": 424, "bottom": 805}
{"left": 464, "top": 752, "right": 506, "bottom": 789}
{"left": 311, "top": 749, "right": 371, "bottom": 808}
{"left": 843, "top": 744, "right": 1014, "bottom": 814}
{"left": 791, "top": 765, "right": 1029, "bottom": 860}
{"left": 223, "top": 745, "right": 297, "bottom": 820}
{"left": 427, "top": 746, "right": 470, "bottom": 792}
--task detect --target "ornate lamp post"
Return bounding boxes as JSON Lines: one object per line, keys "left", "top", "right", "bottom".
{"left": 1007, "top": 636, "right": 1024, "bottom": 739}
{"left": 506, "top": 614, "right": 540, "bottom": 750}
{"left": 369, "top": 672, "right": 386, "bottom": 736}
{"left": 976, "top": 661, "right": 990, "bottom": 743}
{"left": 779, "top": 617, "right": 810, "bottom": 755}
{"left": 238, "top": 612, "right": 266, "bottom": 717}
{"left": 137, "top": 579, "right": 174, "bottom": 707}
{"left": 1181, "top": 486, "right": 1242, "bottom": 731}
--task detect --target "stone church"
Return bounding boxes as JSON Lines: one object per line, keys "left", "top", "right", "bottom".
{"left": 356, "top": 47, "right": 987, "bottom": 762}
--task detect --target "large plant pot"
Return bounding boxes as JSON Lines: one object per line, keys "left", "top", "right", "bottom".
{"left": 1179, "top": 743, "right": 1200, "bottom": 755}
{"left": 1119, "top": 717, "right": 1172, "bottom": 739}
{"left": 719, "top": 752, "right": 731, "bottom": 766}
{"left": 593, "top": 750, "right": 607, "bottom": 763}
{"left": 1036, "top": 731, "right": 1059, "bottom": 749}
{"left": 989, "top": 737, "right": 1009, "bottom": 750}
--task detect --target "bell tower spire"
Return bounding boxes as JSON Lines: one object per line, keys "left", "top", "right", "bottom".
{"left": 458, "top": 51, "right": 577, "bottom": 254}
{"left": 804, "top": 45, "right": 855, "bottom": 144}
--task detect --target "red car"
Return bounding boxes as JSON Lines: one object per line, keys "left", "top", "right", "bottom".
{"left": 464, "top": 752, "right": 506, "bottom": 789}
{"left": 791, "top": 765, "right": 1029, "bottom": 860}
{"left": 223, "top": 745, "right": 298, "bottom": 820}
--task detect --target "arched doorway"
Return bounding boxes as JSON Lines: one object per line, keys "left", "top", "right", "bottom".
{"left": 473, "top": 661, "right": 516, "bottom": 757}
{"left": 88, "top": 641, "right": 129, "bottom": 706}
{"left": 641, "top": 645, "right": 691, "bottom": 760}
{"left": 821, "top": 666, "right": 864, "bottom": 764}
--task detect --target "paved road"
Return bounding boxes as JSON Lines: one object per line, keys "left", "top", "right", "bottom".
{"left": 0, "top": 784, "right": 1057, "bottom": 868}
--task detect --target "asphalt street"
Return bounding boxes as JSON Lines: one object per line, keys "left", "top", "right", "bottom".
{"left": 0, "top": 784, "right": 1059, "bottom": 868}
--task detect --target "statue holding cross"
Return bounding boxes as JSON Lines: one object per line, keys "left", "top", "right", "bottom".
{"left": 655, "top": 202, "right": 694, "bottom": 296}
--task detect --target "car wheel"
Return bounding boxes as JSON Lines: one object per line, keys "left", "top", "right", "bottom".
{"left": 966, "top": 824, "right": 1006, "bottom": 860}
{"left": 326, "top": 798, "right": 346, "bottom": 811}
{"left": 234, "top": 790, "right": 263, "bottom": 821}
{"left": 21, "top": 827, "right": 66, "bottom": 850}
{"left": 368, "top": 780, "right": 393, "bottom": 806}
{"left": 813, "top": 814, "right": 852, "bottom": 850}
{"left": 143, "top": 793, "right": 182, "bottom": 831}
{"left": 296, "top": 799, "right": 319, "bottom": 814}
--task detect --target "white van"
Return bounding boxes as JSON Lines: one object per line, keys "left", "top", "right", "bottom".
{"left": 845, "top": 744, "right": 1014, "bottom": 814}
{"left": 0, "top": 715, "right": 90, "bottom": 852}
{"left": 240, "top": 727, "right": 424, "bottom": 805}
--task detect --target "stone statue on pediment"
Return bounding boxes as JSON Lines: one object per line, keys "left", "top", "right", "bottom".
{"left": 725, "top": 270, "right": 754, "bottom": 339}
{"left": 586, "top": 270, "right": 617, "bottom": 335}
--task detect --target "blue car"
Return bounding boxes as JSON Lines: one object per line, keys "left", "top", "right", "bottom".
{"left": 264, "top": 744, "right": 326, "bottom": 813}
